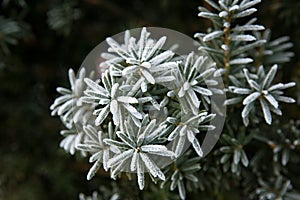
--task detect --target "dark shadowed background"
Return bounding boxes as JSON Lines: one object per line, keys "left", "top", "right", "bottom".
{"left": 0, "top": 0, "right": 299, "bottom": 199}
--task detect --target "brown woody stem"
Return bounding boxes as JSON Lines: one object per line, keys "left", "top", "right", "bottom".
{"left": 224, "top": 15, "right": 232, "bottom": 80}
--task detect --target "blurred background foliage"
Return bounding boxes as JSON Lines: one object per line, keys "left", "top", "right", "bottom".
{"left": 0, "top": 0, "right": 299, "bottom": 199}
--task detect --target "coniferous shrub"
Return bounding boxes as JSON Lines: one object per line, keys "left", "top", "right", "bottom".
{"left": 49, "top": 1, "right": 299, "bottom": 199}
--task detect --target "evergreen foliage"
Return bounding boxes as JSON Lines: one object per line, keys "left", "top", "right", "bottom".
{"left": 1, "top": 0, "right": 300, "bottom": 199}
{"left": 50, "top": 1, "right": 299, "bottom": 199}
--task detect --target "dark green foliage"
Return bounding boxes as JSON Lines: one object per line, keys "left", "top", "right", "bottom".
{"left": 47, "top": 1, "right": 82, "bottom": 36}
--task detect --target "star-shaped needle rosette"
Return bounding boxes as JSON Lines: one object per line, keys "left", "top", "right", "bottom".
{"left": 76, "top": 122, "right": 117, "bottom": 180}
{"left": 81, "top": 70, "right": 142, "bottom": 126}
{"left": 103, "top": 116, "right": 175, "bottom": 190}
{"left": 166, "top": 110, "right": 216, "bottom": 157}
{"left": 226, "top": 64, "right": 295, "bottom": 125}
{"left": 176, "top": 52, "right": 222, "bottom": 115}
{"left": 161, "top": 150, "right": 201, "bottom": 200}
{"left": 50, "top": 68, "right": 95, "bottom": 155}
{"left": 101, "top": 27, "right": 177, "bottom": 94}
{"left": 50, "top": 68, "right": 95, "bottom": 129}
